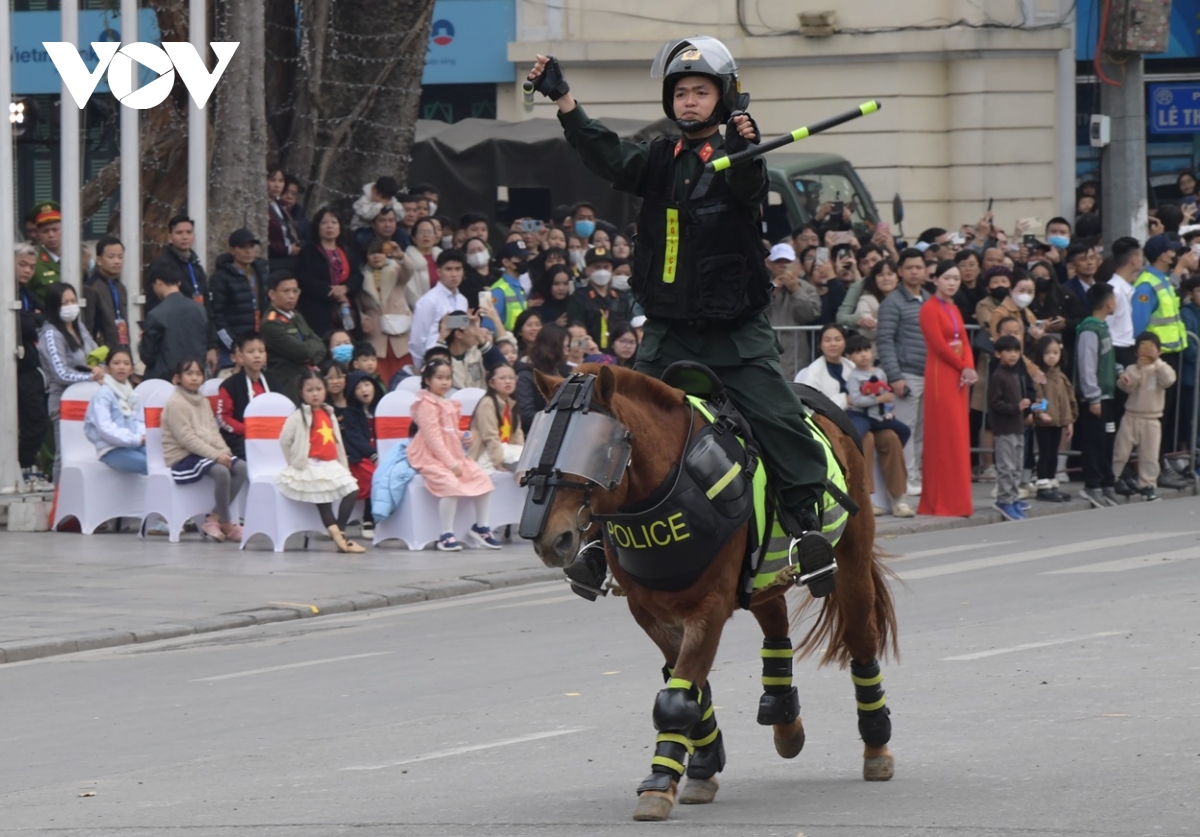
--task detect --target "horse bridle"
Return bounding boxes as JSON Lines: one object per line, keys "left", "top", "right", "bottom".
{"left": 517, "top": 373, "right": 632, "bottom": 541}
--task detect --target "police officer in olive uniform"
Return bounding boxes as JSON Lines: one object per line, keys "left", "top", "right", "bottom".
{"left": 528, "top": 38, "right": 835, "bottom": 600}
{"left": 29, "top": 202, "right": 64, "bottom": 305}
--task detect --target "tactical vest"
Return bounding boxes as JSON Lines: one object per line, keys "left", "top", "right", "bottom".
{"left": 631, "top": 138, "right": 772, "bottom": 325}
{"left": 490, "top": 276, "right": 527, "bottom": 331}
{"left": 1133, "top": 270, "right": 1186, "bottom": 352}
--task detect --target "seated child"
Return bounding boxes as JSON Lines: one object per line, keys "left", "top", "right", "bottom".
{"left": 276, "top": 368, "right": 365, "bottom": 553}
{"left": 468, "top": 364, "right": 525, "bottom": 473}
{"left": 352, "top": 341, "right": 385, "bottom": 392}
{"left": 323, "top": 361, "right": 350, "bottom": 429}
{"left": 328, "top": 329, "right": 354, "bottom": 366}
{"left": 407, "top": 358, "right": 500, "bottom": 551}
{"left": 161, "top": 357, "right": 248, "bottom": 542}
{"left": 343, "top": 370, "right": 384, "bottom": 536}
{"left": 844, "top": 333, "right": 913, "bottom": 517}
{"left": 217, "top": 331, "right": 281, "bottom": 459}
{"left": 84, "top": 347, "right": 147, "bottom": 474}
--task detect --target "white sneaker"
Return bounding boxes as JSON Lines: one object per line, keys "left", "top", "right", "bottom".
{"left": 1055, "top": 471, "right": 1070, "bottom": 485}
{"left": 979, "top": 466, "right": 997, "bottom": 482}
{"left": 871, "top": 504, "right": 887, "bottom": 516}
{"left": 1018, "top": 483, "right": 1035, "bottom": 500}
{"left": 906, "top": 481, "right": 922, "bottom": 496}
{"left": 891, "top": 500, "right": 916, "bottom": 518}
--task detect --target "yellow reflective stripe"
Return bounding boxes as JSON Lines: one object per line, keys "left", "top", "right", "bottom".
{"left": 753, "top": 456, "right": 768, "bottom": 548}
{"left": 691, "top": 728, "right": 719, "bottom": 748}
{"left": 760, "top": 648, "right": 792, "bottom": 658}
{"left": 762, "top": 676, "right": 792, "bottom": 686}
{"left": 651, "top": 755, "right": 685, "bottom": 774}
{"left": 667, "top": 677, "right": 693, "bottom": 691}
{"left": 790, "top": 126, "right": 810, "bottom": 141}
{"left": 663, "top": 208, "right": 680, "bottom": 283}
{"left": 857, "top": 696, "right": 887, "bottom": 712}
{"left": 860, "top": 100, "right": 880, "bottom": 115}
{"left": 705, "top": 461, "right": 743, "bottom": 500}
{"left": 701, "top": 705, "right": 714, "bottom": 721}
{"left": 656, "top": 732, "right": 695, "bottom": 755}
{"left": 710, "top": 156, "right": 731, "bottom": 172}
{"left": 823, "top": 511, "right": 849, "bottom": 534}
{"left": 851, "top": 672, "right": 883, "bottom": 687}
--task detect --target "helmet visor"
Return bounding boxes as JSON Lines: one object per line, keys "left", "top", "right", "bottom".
{"left": 650, "top": 36, "right": 737, "bottom": 79}
{"left": 517, "top": 409, "right": 632, "bottom": 490}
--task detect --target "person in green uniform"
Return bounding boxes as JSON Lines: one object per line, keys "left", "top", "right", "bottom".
{"left": 261, "top": 270, "right": 329, "bottom": 405}
{"left": 29, "top": 202, "right": 63, "bottom": 304}
{"left": 527, "top": 37, "right": 836, "bottom": 601}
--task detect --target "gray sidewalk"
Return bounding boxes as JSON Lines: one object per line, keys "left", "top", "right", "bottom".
{"left": 0, "top": 479, "right": 1194, "bottom": 663}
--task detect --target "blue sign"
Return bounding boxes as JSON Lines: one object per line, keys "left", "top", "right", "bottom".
{"left": 423, "top": 0, "right": 514, "bottom": 85}
{"left": 1149, "top": 84, "right": 1200, "bottom": 134}
{"left": 12, "top": 10, "right": 163, "bottom": 95}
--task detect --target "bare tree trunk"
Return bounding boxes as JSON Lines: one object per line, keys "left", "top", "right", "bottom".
{"left": 207, "top": 0, "right": 268, "bottom": 262}
{"left": 286, "top": 0, "right": 434, "bottom": 213}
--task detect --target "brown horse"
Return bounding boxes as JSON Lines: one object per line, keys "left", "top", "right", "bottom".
{"left": 528, "top": 364, "right": 898, "bottom": 822}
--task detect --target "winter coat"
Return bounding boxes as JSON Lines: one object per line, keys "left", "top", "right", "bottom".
{"left": 143, "top": 246, "right": 217, "bottom": 349}
{"left": 295, "top": 242, "right": 363, "bottom": 337}
{"left": 404, "top": 245, "right": 443, "bottom": 305}
{"left": 217, "top": 370, "right": 281, "bottom": 458}
{"left": 342, "top": 371, "right": 384, "bottom": 464}
{"left": 988, "top": 363, "right": 1026, "bottom": 436}
{"left": 370, "top": 438, "right": 417, "bottom": 522}
{"left": 161, "top": 386, "right": 231, "bottom": 467}
{"left": 81, "top": 270, "right": 129, "bottom": 350}
{"left": 794, "top": 356, "right": 854, "bottom": 410}
{"left": 139, "top": 292, "right": 210, "bottom": 381}
{"left": 359, "top": 257, "right": 414, "bottom": 359}
{"left": 468, "top": 393, "right": 526, "bottom": 469}
{"left": 37, "top": 321, "right": 98, "bottom": 417}
{"left": 261, "top": 307, "right": 328, "bottom": 405}
{"left": 1034, "top": 366, "right": 1079, "bottom": 428}
{"left": 209, "top": 253, "right": 268, "bottom": 351}
{"left": 84, "top": 383, "right": 145, "bottom": 459}
{"left": 852, "top": 292, "right": 882, "bottom": 344}
{"left": 876, "top": 286, "right": 929, "bottom": 382}
{"left": 279, "top": 403, "right": 349, "bottom": 469}
{"left": 1118, "top": 358, "right": 1177, "bottom": 418}
{"left": 766, "top": 281, "right": 821, "bottom": 379}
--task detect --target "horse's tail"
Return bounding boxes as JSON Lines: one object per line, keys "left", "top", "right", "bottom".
{"left": 793, "top": 542, "right": 899, "bottom": 667}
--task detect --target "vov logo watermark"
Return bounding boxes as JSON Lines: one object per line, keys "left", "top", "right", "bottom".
{"left": 43, "top": 42, "right": 239, "bottom": 110}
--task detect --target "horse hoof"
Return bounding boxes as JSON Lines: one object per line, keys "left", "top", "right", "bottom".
{"left": 633, "top": 790, "right": 676, "bottom": 821}
{"left": 678, "top": 776, "right": 719, "bottom": 805}
{"left": 863, "top": 753, "right": 894, "bottom": 781}
{"left": 773, "top": 718, "right": 806, "bottom": 759}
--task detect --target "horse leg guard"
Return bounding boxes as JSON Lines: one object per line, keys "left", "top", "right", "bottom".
{"left": 757, "top": 638, "right": 800, "bottom": 725}
{"left": 685, "top": 679, "right": 724, "bottom": 780}
{"left": 852, "top": 660, "right": 891, "bottom": 747}
{"left": 638, "top": 677, "right": 703, "bottom": 796}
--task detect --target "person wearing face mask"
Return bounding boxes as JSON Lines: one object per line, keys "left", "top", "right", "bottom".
{"left": 571, "top": 202, "right": 597, "bottom": 243}
{"left": 988, "top": 273, "right": 1047, "bottom": 385}
{"left": 566, "top": 246, "right": 633, "bottom": 350}
{"left": 491, "top": 240, "right": 531, "bottom": 331}
{"left": 461, "top": 236, "right": 497, "bottom": 308}
{"left": 611, "top": 259, "right": 633, "bottom": 293}
{"left": 566, "top": 234, "right": 588, "bottom": 276}
{"left": 38, "top": 282, "right": 105, "bottom": 483}
{"left": 531, "top": 264, "right": 573, "bottom": 327}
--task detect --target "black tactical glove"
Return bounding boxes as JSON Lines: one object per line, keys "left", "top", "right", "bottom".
{"left": 531, "top": 56, "right": 570, "bottom": 102}
{"left": 724, "top": 110, "right": 761, "bottom": 156}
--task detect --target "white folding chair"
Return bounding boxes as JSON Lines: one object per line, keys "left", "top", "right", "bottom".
{"left": 53, "top": 382, "right": 147, "bottom": 533}
{"left": 201, "top": 378, "right": 223, "bottom": 415}
{"left": 133, "top": 377, "right": 174, "bottom": 405}
{"left": 238, "top": 394, "right": 333, "bottom": 552}
{"left": 396, "top": 376, "right": 423, "bottom": 393}
{"left": 141, "top": 387, "right": 242, "bottom": 542}
{"left": 376, "top": 390, "right": 416, "bottom": 459}
{"left": 450, "top": 387, "right": 486, "bottom": 423}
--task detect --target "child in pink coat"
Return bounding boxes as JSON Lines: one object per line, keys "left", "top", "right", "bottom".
{"left": 407, "top": 358, "right": 500, "bottom": 551}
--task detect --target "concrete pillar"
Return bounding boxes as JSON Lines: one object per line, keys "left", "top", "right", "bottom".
{"left": 1100, "top": 57, "right": 1148, "bottom": 244}
{"left": 61, "top": 0, "right": 81, "bottom": 289}
{"left": 0, "top": 0, "right": 22, "bottom": 490}
{"left": 120, "top": 0, "right": 142, "bottom": 360}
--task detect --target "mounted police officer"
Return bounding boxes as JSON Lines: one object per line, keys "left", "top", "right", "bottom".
{"left": 527, "top": 37, "right": 837, "bottom": 601}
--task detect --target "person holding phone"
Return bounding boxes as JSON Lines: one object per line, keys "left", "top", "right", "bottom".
{"left": 410, "top": 250, "right": 471, "bottom": 370}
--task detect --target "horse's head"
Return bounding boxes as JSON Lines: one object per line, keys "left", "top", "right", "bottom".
{"left": 523, "top": 364, "right": 689, "bottom": 568}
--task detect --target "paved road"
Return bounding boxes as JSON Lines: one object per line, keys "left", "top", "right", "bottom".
{"left": 3, "top": 498, "right": 1198, "bottom": 836}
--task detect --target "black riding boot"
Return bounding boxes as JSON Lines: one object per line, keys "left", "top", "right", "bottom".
{"left": 776, "top": 503, "right": 837, "bottom": 598}
{"left": 565, "top": 540, "right": 608, "bottom": 601}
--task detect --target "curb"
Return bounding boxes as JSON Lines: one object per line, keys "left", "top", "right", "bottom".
{"left": 3, "top": 485, "right": 1195, "bottom": 666}
{"left": 0, "top": 567, "right": 562, "bottom": 666}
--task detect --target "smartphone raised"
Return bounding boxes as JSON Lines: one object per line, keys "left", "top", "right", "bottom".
{"left": 815, "top": 247, "right": 830, "bottom": 265}
{"left": 519, "top": 218, "right": 541, "bottom": 233}
{"left": 445, "top": 313, "right": 471, "bottom": 330}
{"left": 478, "top": 291, "right": 492, "bottom": 309}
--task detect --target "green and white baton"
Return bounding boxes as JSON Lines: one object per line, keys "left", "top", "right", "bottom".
{"left": 706, "top": 100, "right": 882, "bottom": 172}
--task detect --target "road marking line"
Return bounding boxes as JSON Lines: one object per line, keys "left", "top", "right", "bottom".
{"left": 487, "top": 594, "right": 579, "bottom": 609}
{"left": 897, "top": 533, "right": 1185, "bottom": 580}
{"left": 941, "top": 631, "right": 1126, "bottom": 661}
{"left": 341, "top": 728, "right": 586, "bottom": 771}
{"left": 892, "top": 541, "right": 1016, "bottom": 562}
{"left": 309, "top": 582, "right": 563, "bottom": 626}
{"left": 193, "top": 651, "right": 391, "bottom": 682}
{"left": 1042, "top": 547, "right": 1200, "bottom": 574}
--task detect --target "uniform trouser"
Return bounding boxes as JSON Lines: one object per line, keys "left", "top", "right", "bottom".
{"left": 1077, "top": 402, "right": 1116, "bottom": 490}
{"left": 891, "top": 376, "right": 924, "bottom": 483}
{"left": 17, "top": 369, "right": 49, "bottom": 470}
{"left": 1113, "top": 413, "right": 1162, "bottom": 488}
{"left": 994, "top": 434, "right": 1024, "bottom": 505}
{"left": 635, "top": 354, "right": 828, "bottom": 514}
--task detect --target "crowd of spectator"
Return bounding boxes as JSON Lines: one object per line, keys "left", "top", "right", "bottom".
{"left": 10, "top": 168, "right": 1200, "bottom": 539}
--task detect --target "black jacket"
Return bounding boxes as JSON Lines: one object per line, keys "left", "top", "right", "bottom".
{"left": 209, "top": 253, "right": 268, "bottom": 351}
{"left": 143, "top": 247, "right": 217, "bottom": 349}
{"left": 139, "top": 291, "right": 211, "bottom": 380}
{"left": 217, "top": 369, "right": 281, "bottom": 458}
{"left": 342, "top": 370, "right": 384, "bottom": 464}
{"left": 81, "top": 269, "right": 130, "bottom": 350}
{"left": 17, "top": 285, "right": 43, "bottom": 373}
{"left": 295, "top": 242, "right": 363, "bottom": 339}
{"left": 988, "top": 363, "right": 1027, "bottom": 436}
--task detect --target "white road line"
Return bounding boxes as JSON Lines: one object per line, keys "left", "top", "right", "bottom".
{"left": 192, "top": 651, "right": 391, "bottom": 682}
{"left": 488, "top": 594, "right": 579, "bottom": 609}
{"left": 310, "top": 582, "right": 563, "bottom": 627}
{"left": 1042, "top": 547, "right": 1200, "bottom": 574}
{"left": 341, "top": 728, "right": 586, "bottom": 771}
{"left": 892, "top": 541, "right": 1015, "bottom": 562}
{"left": 896, "top": 533, "right": 1185, "bottom": 580}
{"left": 941, "top": 631, "right": 1126, "bottom": 661}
